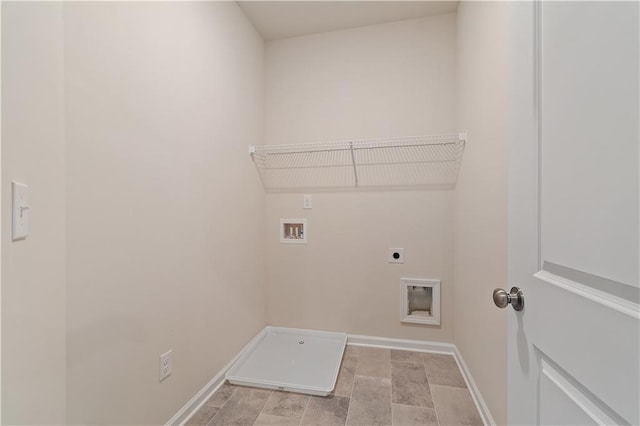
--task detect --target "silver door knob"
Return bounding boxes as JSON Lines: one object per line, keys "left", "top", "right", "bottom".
{"left": 492, "top": 287, "right": 524, "bottom": 311}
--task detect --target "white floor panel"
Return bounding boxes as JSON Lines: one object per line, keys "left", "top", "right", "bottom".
{"left": 226, "top": 327, "right": 347, "bottom": 396}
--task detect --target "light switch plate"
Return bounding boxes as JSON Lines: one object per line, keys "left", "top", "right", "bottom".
{"left": 159, "top": 349, "right": 173, "bottom": 382}
{"left": 12, "top": 181, "right": 29, "bottom": 241}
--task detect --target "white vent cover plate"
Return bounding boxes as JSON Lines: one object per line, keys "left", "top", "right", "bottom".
{"left": 226, "top": 327, "right": 347, "bottom": 396}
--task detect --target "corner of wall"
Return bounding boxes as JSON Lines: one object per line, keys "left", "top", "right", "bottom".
{"left": 453, "top": 2, "right": 508, "bottom": 425}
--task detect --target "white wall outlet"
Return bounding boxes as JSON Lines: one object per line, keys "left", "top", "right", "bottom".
{"left": 388, "top": 248, "right": 404, "bottom": 264}
{"left": 159, "top": 349, "right": 173, "bottom": 382}
{"left": 12, "top": 181, "right": 29, "bottom": 241}
{"left": 303, "top": 194, "right": 312, "bottom": 209}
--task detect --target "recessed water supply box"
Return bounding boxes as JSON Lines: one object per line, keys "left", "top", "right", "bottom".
{"left": 280, "top": 218, "right": 307, "bottom": 244}
{"left": 400, "top": 278, "right": 441, "bottom": 325}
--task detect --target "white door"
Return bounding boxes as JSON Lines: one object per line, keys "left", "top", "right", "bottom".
{"left": 507, "top": 2, "right": 639, "bottom": 425}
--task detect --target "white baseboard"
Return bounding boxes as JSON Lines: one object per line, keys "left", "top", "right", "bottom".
{"left": 452, "top": 345, "right": 496, "bottom": 426}
{"left": 165, "top": 328, "right": 267, "bottom": 426}
{"left": 347, "top": 333, "right": 456, "bottom": 354}
{"left": 168, "top": 328, "right": 495, "bottom": 426}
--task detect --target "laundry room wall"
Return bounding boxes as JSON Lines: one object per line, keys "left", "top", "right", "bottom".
{"left": 263, "top": 13, "right": 458, "bottom": 342}
{"left": 62, "top": 2, "right": 266, "bottom": 424}
{"left": 454, "top": 2, "right": 508, "bottom": 424}
{"left": 1, "top": 2, "right": 67, "bottom": 423}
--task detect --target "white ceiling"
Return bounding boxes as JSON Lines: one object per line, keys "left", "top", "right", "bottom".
{"left": 238, "top": 1, "right": 459, "bottom": 41}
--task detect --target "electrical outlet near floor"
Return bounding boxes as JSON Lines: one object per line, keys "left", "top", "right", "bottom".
{"left": 159, "top": 349, "right": 173, "bottom": 382}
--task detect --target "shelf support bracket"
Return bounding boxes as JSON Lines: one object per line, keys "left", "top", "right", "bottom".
{"left": 349, "top": 142, "right": 359, "bottom": 187}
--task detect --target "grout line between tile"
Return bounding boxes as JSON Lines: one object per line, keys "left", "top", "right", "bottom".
{"left": 209, "top": 407, "right": 220, "bottom": 426}
{"left": 299, "top": 393, "right": 311, "bottom": 426}
{"left": 220, "top": 383, "right": 237, "bottom": 408}
{"left": 390, "top": 361, "right": 395, "bottom": 426}
{"left": 343, "top": 355, "right": 358, "bottom": 426}
{"left": 206, "top": 384, "right": 238, "bottom": 426}
{"left": 252, "top": 389, "right": 274, "bottom": 425}
{"left": 205, "top": 393, "right": 223, "bottom": 424}
{"left": 205, "top": 380, "right": 238, "bottom": 426}
{"left": 423, "top": 358, "right": 441, "bottom": 426}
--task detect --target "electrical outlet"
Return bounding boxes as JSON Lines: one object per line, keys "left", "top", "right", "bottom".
{"left": 388, "top": 248, "right": 404, "bottom": 264}
{"left": 303, "top": 194, "right": 312, "bottom": 209}
{"left": 159, "top": 350, "right": 173, "bottom": 382}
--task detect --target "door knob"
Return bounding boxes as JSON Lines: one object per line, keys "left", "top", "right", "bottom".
{"left": 492, "top": 287, "right": 524, "bottom": 311}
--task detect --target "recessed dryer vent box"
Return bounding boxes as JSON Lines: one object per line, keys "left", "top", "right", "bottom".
{"left": 280, "top": 219, "right": 307, "bottom": 244}
{"left": 400, "top": 278, "right": 441, "bottom": 325}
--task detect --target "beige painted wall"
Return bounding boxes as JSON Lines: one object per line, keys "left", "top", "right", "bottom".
{"left": 454, "top": 2, "right": 508, "bottom": 424}
{"left": 1, "top": 2, "right": 67, "bottom": 423}
{"left": 264, "top": 14, "right": 457, "bottom": 341}
{"left": 62, "top": 3, "right": 265, "bottom": 424}
{"left": 1, "top": 4, "right": 510, "bottom": 423}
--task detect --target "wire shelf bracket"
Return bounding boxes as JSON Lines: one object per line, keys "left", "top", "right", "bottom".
{"left": 249, "top": 132, "right": 467, "bottom": 192}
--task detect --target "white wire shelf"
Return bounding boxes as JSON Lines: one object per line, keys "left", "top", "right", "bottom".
{"left": 249, "top": 132, "right": 467, "bottom": 192}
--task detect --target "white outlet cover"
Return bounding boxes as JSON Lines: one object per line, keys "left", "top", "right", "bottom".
{"left": 160, "top": 349, "right": 173, "bottom": 382}
{"left": 388, "top": 248, "right": 404, "bottom": 264}
{"left": 303, "top": 194, "right": 312, "bottom": 209}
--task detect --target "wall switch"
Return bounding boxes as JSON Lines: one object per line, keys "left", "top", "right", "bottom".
{"left": 159, "top": 349, "right": 173, "bottom": 382}
{"left": 303, "top": 194, "right": 312, "bottom": 209}
{"left": 388, "top": 248, "right": 404, "bottom": 264}
{"left": 12, "top": 181, "right": 29, "bottom": 241}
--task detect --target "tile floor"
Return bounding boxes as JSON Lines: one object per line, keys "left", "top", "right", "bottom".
{"left": 187, "top": 346, "right": 483, "bottom": 426}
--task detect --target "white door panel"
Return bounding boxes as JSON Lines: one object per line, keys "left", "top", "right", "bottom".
{"left": 530, "top": 275, "right": 639, "bottom": 424}
{"left": 507, "top": 2, "right": 640, "bottom": 425}
{"left": 539, "top": 357, "right": 614, "bottom": 426}
{"left": 540, "top": 1, "right": 639, "bottom": 288}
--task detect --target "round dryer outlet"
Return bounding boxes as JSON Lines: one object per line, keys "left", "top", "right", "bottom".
{"left": 388, "top": 248, "right": 404, "bottom": 264}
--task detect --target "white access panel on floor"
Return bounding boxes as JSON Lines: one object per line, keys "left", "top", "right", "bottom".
{"left": 226, "top": 326, "right": 347, "bottom": 396}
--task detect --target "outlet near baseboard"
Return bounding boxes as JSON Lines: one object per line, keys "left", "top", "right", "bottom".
{"left": 160, "top": 349, "right": 173, "bottom": 382}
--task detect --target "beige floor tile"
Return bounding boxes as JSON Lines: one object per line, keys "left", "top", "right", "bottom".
{"left": 344, "top": 345, "right": 361, "bottom": 358}
{"left": 262, "top": 391, "right": 309, "bottom": 419}
{"left": 355, "top": 347, "right": 391, "bottom": 379}
{"left": 301, "top": 395, "right": 350, "bottom": 426}
{"left": 391, "top": 362, "right": 433, "bottom": 408}
{"left": 430, "top": 385, "right": 482, "bottom": 426}
{"left": 205, "top": 382, "right": 237, "bottom": 408}
{"left": 392, "top": 404, "right": 438, "bottom": 426}
{"left": 333, "top": 356, "right": 357, "bottom": 397}
{"left": 345, "top": 376, "right": 392, "bottom": 426}
{"left": 390, "top": 350, "right": 423, "bottom": 365}
{"left": 254, "top": 413, "right": 301, "bottom": 426}
{"left": 422, "top": 353, "right": 467, "bottom": 388}
{"left": 186, "top": 406, "right": 219, "bottom": 426}
{"left": 191, "top": 356, "right": 480, "bottom": 426}
{"left": 208, "top": 386, "right": 272, "bottom": 426}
